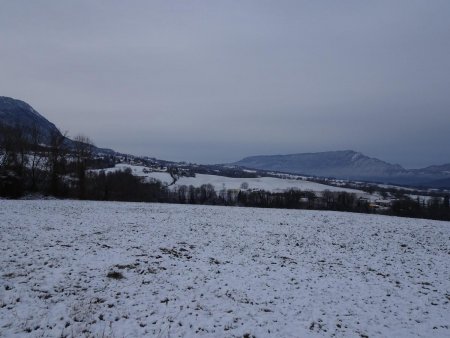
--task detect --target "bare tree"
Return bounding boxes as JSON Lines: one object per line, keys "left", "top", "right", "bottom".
{"left": 0, "top": 123, "right": 28, "bottom": 196}
{"left": 0, "top": 122, "right": 9, "bottom": 169}
{"left": 47, "top": 129, "right": 68, "bottom": 196}
{"left": 177, "top": 185, "right": 188, "bottom": 203}
{"left": 28, "top": 124, "right": 45, "bottom": 191}
{"left": 74, "top": 134, "right": 94, "bottom": 199}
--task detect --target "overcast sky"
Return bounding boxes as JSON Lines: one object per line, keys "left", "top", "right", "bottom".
{"left": 1, "top": 1, "right": 449, "bottom": 168}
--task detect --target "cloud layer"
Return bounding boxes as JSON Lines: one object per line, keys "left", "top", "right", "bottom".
{"left": 1, "top": 1, "right": 449, "bottom": 167}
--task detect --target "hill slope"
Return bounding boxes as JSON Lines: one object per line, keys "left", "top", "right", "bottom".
{"left": 0, "top": 96, "right": 61, "bottom": 143}
{"left": 0, "top": 96, "right": 113, "bottom": 154}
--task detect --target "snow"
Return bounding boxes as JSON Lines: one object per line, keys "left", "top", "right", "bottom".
{"left": 407, "top": 194, "right": 436, "bottom": 203}
{"left": 173, "top": 175, "right": 362, "bottom": 194}
{"left": 97, "top": 164, "right": 369, "bottom": 196}
{"left": 95, "top": 164, "right": 171, "bottom": 182}
{"left": 146, "top": 171, "right": 174, "bottom": 185}
{"left": 377, "top": 184, "right": 416, "bottom": 191}
{"left": 1, "top": 200, "right": 449, "bottom": 337}
{"left": 351, "top": 152, "right": 363, "bottom": 161}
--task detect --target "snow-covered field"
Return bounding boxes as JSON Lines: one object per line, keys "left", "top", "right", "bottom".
{"left": 1, "top": 200, "right": 449, "bottom": 338}
{"left": 98, "top": 164, "right": 369, "bottom": 195}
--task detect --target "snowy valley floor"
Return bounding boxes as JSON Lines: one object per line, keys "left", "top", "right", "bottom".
{"left": 0, "top": 200, "right": 449, "bottom": 338}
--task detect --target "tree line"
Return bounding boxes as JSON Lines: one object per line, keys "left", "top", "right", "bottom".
{"left": 0, "top": 123, "right": 112, "bottom": 198}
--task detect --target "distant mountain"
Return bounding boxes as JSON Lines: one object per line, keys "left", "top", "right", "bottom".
{"left": 234, "top": 150, "right": 450, "bottom": 187}
{"left": 0, "top": 96, "right": 113, "bottom": 154}
{"left": 412, "top": 163, "right": 450, "bottom": 175}
{"left": 234, "top": 150, "right": 407, "bottom": 180}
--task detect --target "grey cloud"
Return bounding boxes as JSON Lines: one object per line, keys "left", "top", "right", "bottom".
{"left": 1, "top": 0, "right": 449, "bottom": 168}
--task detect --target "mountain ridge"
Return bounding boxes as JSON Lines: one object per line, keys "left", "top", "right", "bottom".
{"left": 234, "top": 150, "right": 450, "bottom": 186}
